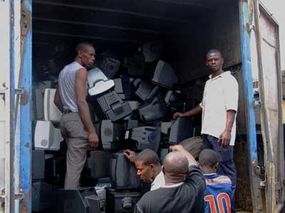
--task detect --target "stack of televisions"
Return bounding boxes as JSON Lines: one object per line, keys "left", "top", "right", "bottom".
{"left": 32, "top": 56, "right": 199, "bottom": 212}
{"left": 32, "top": 80, "right": 65, "bottom": 212}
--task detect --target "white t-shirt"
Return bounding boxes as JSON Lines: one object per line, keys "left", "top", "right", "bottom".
{"left": 200, "top": 71, "right": 238, "bottom": 146}
{"left": 151, "top": 171, "right": 165, "bottom": 191}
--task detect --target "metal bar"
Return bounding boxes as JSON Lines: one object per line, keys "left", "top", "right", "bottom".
{"left": 253, "top": 1, "right": 275, "bottom": 211}
{"left": 0, "top": 0, "right": 11, "bottom": 212}
{"left": 33, "top": 30, "right": 139, "bottom": 44}
{"left": 259, "top": 3, "right": 285, "bottom": 211}
{"left": 33, "top": 17, "right": 160, "bottom": 34}
{"left": 238, "top": 0, "right": 263, "bottom": 212}
{"left": 33, "top": 0, "right": 192, "bottom": 24}
{"left": 151, "top": 0, "right": 211, "bottom": 8}
{"left": 274, "top": 12, "right": 285, "bottom": 213}
{"left": 5, "top": 0, "right": 17, "bottom": 212}
{"left": 19, "top": 0, "right": 32, "bottom": 212}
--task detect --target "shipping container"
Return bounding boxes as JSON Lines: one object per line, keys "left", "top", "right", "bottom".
{"left": 0, "top": 0, "right": 284, "bottom": 212}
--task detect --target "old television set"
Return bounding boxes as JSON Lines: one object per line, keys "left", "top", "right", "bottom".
{"left": 34, "top": 120, "right": 63, "bottom": 151}
{"left": 43, "top": 88, "right": 62, "bottom": 122}
{"left": 110, "top": 153, "right": 140, "bottom": 189}
{"left": 152, "top": 60, "right": 178, "bottom": 89}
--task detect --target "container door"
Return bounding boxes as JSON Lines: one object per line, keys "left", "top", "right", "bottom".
{"left": 0, "top": 0, "right": 32, "bottom": 212}
{"left": 0, "top": 1, "right": 12, "bottom": 212}
{"left": 251, "top": 1, "right": 284, "bottom": 212}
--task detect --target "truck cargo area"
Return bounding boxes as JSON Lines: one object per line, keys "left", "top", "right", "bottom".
{"left": 31, "top": 0, "right": 253, "bottom": 212}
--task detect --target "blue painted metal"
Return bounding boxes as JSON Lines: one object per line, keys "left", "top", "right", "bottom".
{"left": 239, "top": 0, "right": 262, "bottom": 211}
{"left": 20, "top": 0, "right": 32, "bottom": 212}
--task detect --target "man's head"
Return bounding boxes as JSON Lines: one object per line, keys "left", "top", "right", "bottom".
{"left": 75, "top": 42, "right": 95, "bottom": 68}
{"left": 134, "top": 149, "right": 161, "bottom": 183}
{"left": 198, "top": 149, "right": 220, "bottom": 174}
{"left": 162, "top": 152, "right": 189, "bottom": 184}
{"left": 206, "top": 49, "right": 224, "bottom": 73}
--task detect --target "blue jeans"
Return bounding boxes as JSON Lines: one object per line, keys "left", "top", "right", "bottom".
{"left": 202, "top": 134, "right": 237, "bottom": 193}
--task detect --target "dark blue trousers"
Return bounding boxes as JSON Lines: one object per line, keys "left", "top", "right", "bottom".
{"left": 202, "top": 134, "right": 237, "bottom": 193}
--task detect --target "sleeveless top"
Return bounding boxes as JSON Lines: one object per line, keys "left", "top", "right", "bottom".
{"left": 58, "top": 61, "right": 84, "bottom": 112}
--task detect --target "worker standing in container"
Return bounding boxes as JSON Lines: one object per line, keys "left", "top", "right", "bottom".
{"left": 54, "top": 42, "right": 99, "bottom": 189}
{"left": 173, "top": 49, "right": 238, "bottom": 194}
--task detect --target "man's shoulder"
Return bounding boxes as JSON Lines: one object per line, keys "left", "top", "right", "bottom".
{"left": 223, "top": 71, "right": 238, "bottom": 82}
{"left": 66, "top": 62, "right": 85, "bottom": 71}
{"left": 140, "top": 187, "right": 166, "bottom": 201}
{"left": 205, "top": 174, "right": 232, "bottom": 186}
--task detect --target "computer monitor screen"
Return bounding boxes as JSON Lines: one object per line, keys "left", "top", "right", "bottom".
{"left": 152, "top": 60, "right": 178, "bottom": 89}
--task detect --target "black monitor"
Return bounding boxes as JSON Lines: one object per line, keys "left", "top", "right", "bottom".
{"left": 169, "top": 117, "right": 193, "bottom": 144}
{"left": 32, "top": 150, "right": 45, "bottom": 180}
{"left": 106, "top": 188, "right": 141, "bottom": 213}
{"left": 110, "top": 153, "right": 140, "bottom": 189}
{"left": 152, "top": 60, "right": 178, "bottom": 89}
{"left": 138, "top": 97, "right": 168, "bottom": 122}
{"left": 135, "top": 81, "right": 159, "bottom": 102}
{"left": 87, "top": 150, "right": 112, "bottom": 178}
{"left": 32, "top": 181, "right": 56, "bottom": 212}
{"left": 128, "top": 126, "right": 161, "bottom": 152}
{"left": 100, "top": 120, "right": 125, "bottom": 150}
{"left": 57, "top": 187, "right": 100, "bottom": 213}
{"left": 97, "top": 91, "right": 133, "bottom": 122}
{"left": 114, "top": 76, "right": 132, "bottom": 100}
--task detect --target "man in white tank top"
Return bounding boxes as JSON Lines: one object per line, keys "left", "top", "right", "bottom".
{"left": 54, "top": 42, "right": 99, "bottom": 189}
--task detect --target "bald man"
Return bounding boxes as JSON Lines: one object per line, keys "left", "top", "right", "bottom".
{"left": 54, "top": 42, "right": 99, "bottom": 189}
{"left": 134, "top": 145, "right": 205, "bottom": 213}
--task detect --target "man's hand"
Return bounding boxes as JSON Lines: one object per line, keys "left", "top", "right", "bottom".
{"left": 88, "top": 132, "right": 99, "bottom": 149}
{"left": 173, "top": 112, "right": 184, "bottom": 119}
{"left": 123, "top": 149, "right": 136, "bottom": 163}
{"left": 169, "top": 144, "right": 185, "bottom": 153}
{"left": 219, "top": 130, "right": 231, "bottom": 148}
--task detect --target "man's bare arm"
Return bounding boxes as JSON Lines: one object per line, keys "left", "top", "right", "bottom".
{"left": 75, "top": 68, "right": 99, "bottom": 148}
{"left": 173, "top": 105, "right": 202, "bottom": 119}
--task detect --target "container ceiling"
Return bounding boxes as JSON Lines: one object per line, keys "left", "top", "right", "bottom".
{"left": 33, "top": 0, "right": 228, "bottom": 47}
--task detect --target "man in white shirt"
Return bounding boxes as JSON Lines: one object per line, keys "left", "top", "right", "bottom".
{"left": 123, "top": 149, "right": 164, "bottom": 190}
{"left": 173, "top": 49, "right": 238, "bottom": 192}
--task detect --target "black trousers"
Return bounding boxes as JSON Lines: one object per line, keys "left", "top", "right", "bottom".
{"left": 202, "top": 134, "right": 237, "bottom": 193}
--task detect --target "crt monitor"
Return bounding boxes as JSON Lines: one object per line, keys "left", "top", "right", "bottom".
{"left": 152, "top": 60, "right": 178, "bottom": 89}
{"left": 110, "top": 153, "right": 140, "bottom": 189}
{"left": 43, "top": 88, "right": 62, "bottom": 122}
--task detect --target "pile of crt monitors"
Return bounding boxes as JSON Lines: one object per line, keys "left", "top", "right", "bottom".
{"left": 31, "top": 44, "right": 200, "bottom": 213}
{"left": 87, "top": 53, "right": 196, "bottom": 153}
{"left": 82, "top": 52, "right": 197, "bottom": 212}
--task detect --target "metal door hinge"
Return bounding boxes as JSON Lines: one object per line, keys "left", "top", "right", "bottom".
{"left": 15, "top": 88, "right": 24, "bottom": 95}
{"left": 16, "top": 87, "right": 29, "bottom": 105}
{"left": 0, "top": 83, "right": 8, "bottom": 102}
{"left": 0, "top": 189, "right": 24, "bottom": 201}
